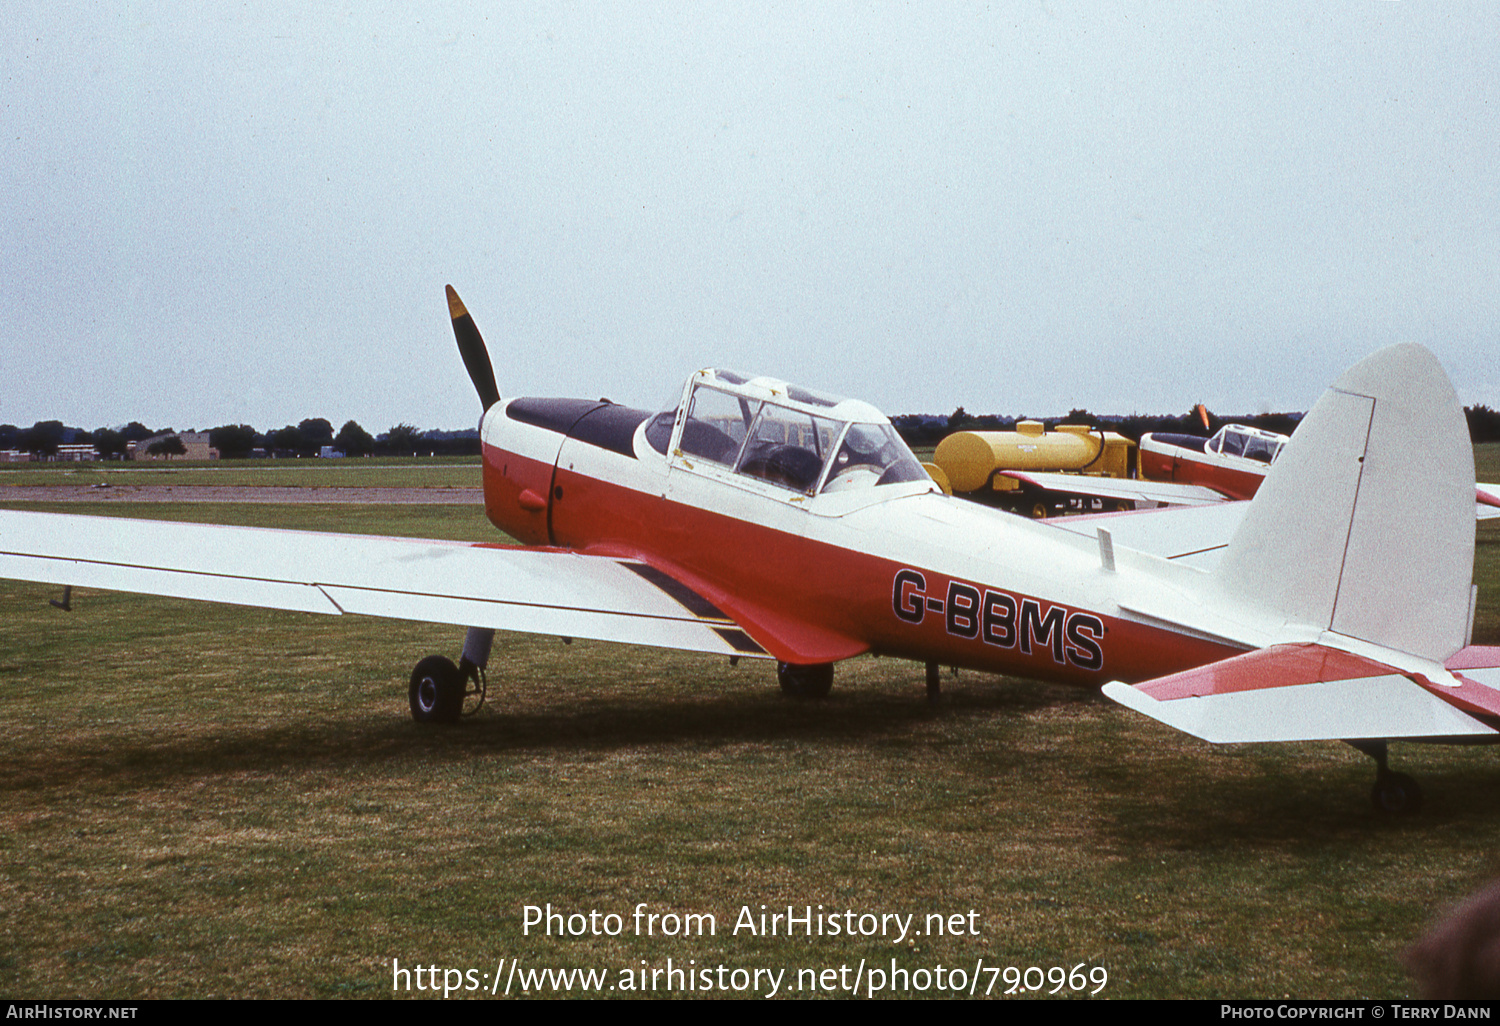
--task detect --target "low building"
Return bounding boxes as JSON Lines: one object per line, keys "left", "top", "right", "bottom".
{"left": 128, "top": 432, "right": 219, "bottom": 461}
{"left": 54, "top": 444, "right": 100, "bottom": 462}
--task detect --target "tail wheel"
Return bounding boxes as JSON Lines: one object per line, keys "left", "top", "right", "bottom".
{"left": 409, "top": 655, "right": 464, "bottom": 724}
{"left": 777, "top": 661, "right": 833, "bottom": 700}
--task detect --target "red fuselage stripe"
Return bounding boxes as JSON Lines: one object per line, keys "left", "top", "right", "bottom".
{"left": 482, "top": 438, "right": 1236, "bottom": 684}
{"left": 1139, "top": 444, "right": 1266, "bottom": 501}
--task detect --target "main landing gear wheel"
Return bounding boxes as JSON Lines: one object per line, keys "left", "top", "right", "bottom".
{"left": 777, "top": 661, "right": 833, "bottom": 700}
{"left": 1348, "top": 739, "right": 1424, "bottom": 816}
{"left": 1372, "top": 771, "right": 1424, "bottom": 816}
{"left": 409, "top": 655, "right": 465, "bottom": 724}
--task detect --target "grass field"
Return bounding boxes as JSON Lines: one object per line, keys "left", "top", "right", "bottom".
{"left": 0, "top": 457, "right": 481, "bottom": 491}
{"left": 1, "top": 450, "right": 1498, "bottom": 999}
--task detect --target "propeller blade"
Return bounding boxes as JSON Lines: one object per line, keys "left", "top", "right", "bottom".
{"left": 447, "top": 285, "right": 501, "bottom": 412}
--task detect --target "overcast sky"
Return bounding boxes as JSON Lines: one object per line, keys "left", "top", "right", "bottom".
{"left": 4, "top": 2, "right": 1497, "bottom": 434}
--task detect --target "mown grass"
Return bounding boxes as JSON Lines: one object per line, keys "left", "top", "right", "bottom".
{"left": 1, "top": 461, "right": 1498, "bottom": 999}
{"left": 1, "top": 501, "right": 500, "bottom": 542}
{"left": 1477, "top": 441, "right": 1500, "bottom": 480}
{"left": 0, "top": 457, "right": 481, "bottom": 491}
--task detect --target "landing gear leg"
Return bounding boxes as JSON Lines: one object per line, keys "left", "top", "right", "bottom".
{"left": 408, "top": 627, "right": 494, "bottom": 724}
{"left": 1348, "top": 740, "right": 1424, "bottom": 816}
{"left": 925, "top": 661, "right": 941, "bottom": 706}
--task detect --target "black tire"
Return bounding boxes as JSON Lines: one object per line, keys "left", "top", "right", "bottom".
{"left": 777, "top": 661, "right": 833, "bottom": 700}
{"left": 409, "top": 655, "right": 464, "bottom": 724}
{"left": 1371, "top": 771, "right": 1424, "bottom": 816}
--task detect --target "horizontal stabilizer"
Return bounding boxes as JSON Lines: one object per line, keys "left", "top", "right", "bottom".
{"left": 1480, "top": 484, "right": 1500, "bottom": 520}
{"left": 1046, "top": 500, "right": 1249, "bottom": 570}
{"left": 1446, "top": 646, "right": 1500, "bottom": 705}
{"left": 1102, "top": 644, "right": 1499, "bottom": 742}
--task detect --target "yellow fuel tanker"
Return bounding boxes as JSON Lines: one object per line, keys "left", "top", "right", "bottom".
{"left": 932, "top": 422, "right": 1134, "bottom": 515}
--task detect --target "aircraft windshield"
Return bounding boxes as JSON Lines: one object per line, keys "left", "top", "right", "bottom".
{"left": 665, "top": 379, "right": 929, "bottom": 496}
{"left": 737, "top": 403, "right": 840, "bottom": 491}
{"left": 822, "top": 423, "right": 930, "bottom": 492}
{"left": 676, "top": 386, "right": 753, "bottom": 466}
{"left": 1211, "top": 425, "right": 1287, "bottom": 465}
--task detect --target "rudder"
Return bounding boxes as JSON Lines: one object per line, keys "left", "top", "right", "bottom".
{"left": 1210, "top": 344, "right": 1474, "bottom": 662}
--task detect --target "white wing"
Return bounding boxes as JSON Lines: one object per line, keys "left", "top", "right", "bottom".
{"left": 998, "top": 469, "right": 1230, "bottom": 506}
{"left": 0, "top": 510, "right": 765, "bottom": 658}
{"left": 1009, "top": 469, "right": 1500, "bottom": 522}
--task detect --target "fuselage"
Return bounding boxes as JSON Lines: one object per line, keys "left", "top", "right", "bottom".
{"left": 1139, "top": 426, "right": 1287, "bottom": 502}
{"left": 479, "top": 375, "right": 1239, "bottom": 687}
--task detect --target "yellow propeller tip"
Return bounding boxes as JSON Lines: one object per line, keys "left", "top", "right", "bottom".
{"left": 445, "top": 285, "right": 469, "bottom": 321}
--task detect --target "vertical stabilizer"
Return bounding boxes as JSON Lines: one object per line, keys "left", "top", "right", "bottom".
{"left": 1211, "top": 344, "right": 1474, "bottom": 662}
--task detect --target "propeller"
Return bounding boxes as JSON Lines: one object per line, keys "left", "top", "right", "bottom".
{"left": 447, "top": 285, "right": 501, "bottom": 412}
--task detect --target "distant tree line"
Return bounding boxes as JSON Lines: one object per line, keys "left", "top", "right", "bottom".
{"left": 891, "top": 408, "right": 1307, "bottom": 449}
{"left": 894, "top": 405, "right": 1500, "bottom": 449}
{"left": 7, "top": 403, "right": 1498, "bottom": 461}
{"left": 0, "top": 420, "right": 154, "bottom": 458}
{"left": 1468, "top": 406, "right": 1500, "bottom": 444}
{"left": 0, "top": 418, "right": 480, "bottom": 459}
{"left": 208, "top": 419, "right": 480, "bottom": 458}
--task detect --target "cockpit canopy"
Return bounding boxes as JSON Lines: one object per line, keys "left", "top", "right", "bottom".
{"left": 1208, "top": 423, "right": 1288, "bottom": 465}
{"left": 646, "top": 369, "right": 932, "bottom": 496}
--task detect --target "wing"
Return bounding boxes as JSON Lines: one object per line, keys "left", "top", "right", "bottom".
{"left": 0, "top": 509, "right": 767, "bottom": 658}
{"left": 1009, "top": 469, "right": 1500, "bottom": 522}
{"left": 999, "top": 469, "right": 1231, "bottom": 507}
{"left": 1102, "top": 643, "right": 1500, "bottom": 742}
